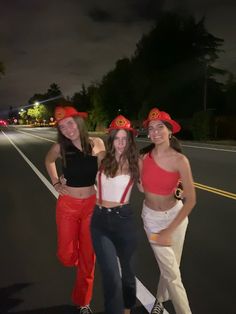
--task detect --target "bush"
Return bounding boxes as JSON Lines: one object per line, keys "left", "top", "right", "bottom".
{"left": 192, "top": 111, "right": 213, "bottom": 140}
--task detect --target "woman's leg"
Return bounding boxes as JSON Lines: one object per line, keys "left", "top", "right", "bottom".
{"left": 115, "top": 220, "right": 137, "bottom": 310}
{"left": 157, "top": 217, "right": 189, "bottom": 302}
{"left": 56, "top": 196, "right": 79, "bottom": 267}
{"left": 142, "top": 201, "right": 191, "bottom": 314}
{"left": 72, "top": 195, "right": 96, "bottom": 306}
{"left": 151, "top": 219, "right": 191, "bottom": 314}
{"left": 91, "top": 209, "right": 124, "bottom": 314}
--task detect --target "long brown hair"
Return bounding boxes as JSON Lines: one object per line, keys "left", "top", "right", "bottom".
{"left": 140, "top": 121, "right": 182, "bottom": 155}
{"left": 57, "top": 116, "right": 93, "bottom": 166}
{"left": 102, "top": 129, "right": 139, "bottom": 182}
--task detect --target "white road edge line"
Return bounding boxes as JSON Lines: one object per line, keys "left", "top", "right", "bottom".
{"left": 136, "top": 138, "right": 236, "bottom": 153}
{"left": 2, "top": 131, "right": 58, "bottom": 199}
{"left": 2, "top": 130, "right": 169, "bottom": 314}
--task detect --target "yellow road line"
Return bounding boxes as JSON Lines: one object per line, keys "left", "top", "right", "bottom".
{"left": 194, "top": 182, "right": 236, "bottom": 200}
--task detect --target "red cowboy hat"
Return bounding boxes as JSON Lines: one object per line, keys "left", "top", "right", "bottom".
{"left": 108, "top": 115, "right": 137, "bottom": 135}
{"left": 54, "top": 106, "right": 88, "bottom": 122}
{"left": 143, "top": 108, "right": 181, "bottom": 133}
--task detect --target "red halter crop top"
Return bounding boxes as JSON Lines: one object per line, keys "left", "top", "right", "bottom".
{"left": 141, "top": 152, "right": 180, "bottom": 195}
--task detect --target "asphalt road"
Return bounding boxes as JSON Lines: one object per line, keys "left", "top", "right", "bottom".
{"left": 0, "top": 126, "right": 236, "bottom": 314}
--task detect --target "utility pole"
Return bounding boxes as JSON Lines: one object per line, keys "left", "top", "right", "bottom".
{"left": 203, "top": 62, "right": 208, "bottom": 112}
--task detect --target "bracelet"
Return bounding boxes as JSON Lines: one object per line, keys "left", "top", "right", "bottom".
{"left": 53, "top": 181, "right": 60, "bottom": 187}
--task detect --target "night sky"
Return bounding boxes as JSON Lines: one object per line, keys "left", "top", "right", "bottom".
{"left": 0, "top": 0, "right": 236, "bottom": 116}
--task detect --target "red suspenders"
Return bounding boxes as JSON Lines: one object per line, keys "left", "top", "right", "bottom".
{"left": 98, "top": 170, "right": 133, "bottom": 206}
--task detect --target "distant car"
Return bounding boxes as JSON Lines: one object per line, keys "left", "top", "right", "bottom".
{"left": 0, "top": 119, "right": 8, "bottom": 127}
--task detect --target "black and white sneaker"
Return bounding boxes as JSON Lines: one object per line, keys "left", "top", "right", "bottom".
{"left": 78, "top": 305, "right": 92, "bottom": 314}
{"left": 151, "top": 299, "right": 164, "bottom": 314}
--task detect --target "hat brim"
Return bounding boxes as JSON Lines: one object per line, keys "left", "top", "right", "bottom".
{"left": 107, "top": 126, "right": 137, "bottom": 136}
{"left": 56, "top": 111, "right": 88, "bottom": 123}
{"left": 143, "top": 118, "right": 181, "bottom": 134}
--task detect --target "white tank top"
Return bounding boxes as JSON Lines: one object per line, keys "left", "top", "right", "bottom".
{"left": 97, "top": 172, "right": 133, "bottom": 203}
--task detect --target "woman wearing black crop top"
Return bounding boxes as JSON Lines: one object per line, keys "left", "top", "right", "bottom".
{"left": 90, "top": 115, "right": 140, "bottom": 314}
{"left": 140, "top": 108, "right": 196, "bottom": 314}
{"left": 45, "top": 104, "right": 105, "bottom": 314}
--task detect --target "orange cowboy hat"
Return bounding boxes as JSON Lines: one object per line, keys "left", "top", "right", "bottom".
{"left": 108, "top": 115, "right": 137, "bottom": 135}
{"left": 54, "top": 106, "right": 88, "bottom": 123}
{"left": 143, "top": 108, "right": 181, "bottom": 133}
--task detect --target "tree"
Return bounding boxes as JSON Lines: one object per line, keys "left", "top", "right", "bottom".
{"left": 224, "top": 73, "right": 236, "bottom": 115}
{"left": 27, "top": 104, "right": 49, "bottom": 121}
{"left": 132, "top": 12, "right": 224, "bottom": 117}
{"left": 0, "top": 61, "right": 5, "bottom": 78}
{"left": 46, "top": 83, "right": 62, "bottom": 98}
{"left": 71, "top": 84, "right": 91, "bottom": 111}
{"left": 99, "top": 58, "right": 136, "bottom": 121}
{"left": 27, "top": 83, "right": 63, "bottom": 118}
{"left": 87, "top": 85, "right": 108, "bottom": 130}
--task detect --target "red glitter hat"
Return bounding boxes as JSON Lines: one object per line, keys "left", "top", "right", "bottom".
{"left": 108, "top": 115, "right": 137, "bottom": 134}
{"left": 143, "top": 108, "right": 181, "bottom": 133}
{"left": 54, "top": 106, "right": 88, "bottom": 122}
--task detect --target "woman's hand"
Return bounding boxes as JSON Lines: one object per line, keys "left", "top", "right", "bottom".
{"left": 150, "top": 229, "right": 172, "bottom": 246}
{"left": 53, "top": 181, "right": 68, "bottom": 195}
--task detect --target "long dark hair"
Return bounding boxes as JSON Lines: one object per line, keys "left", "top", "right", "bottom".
{"left": 57, "top": 116, "right": 93, "bottom": 166}
{"left": 140, "top": 121, "right": 182, "bottom": 155}
{"left": 102, "top": 129, "right": 139, "bottom": 182}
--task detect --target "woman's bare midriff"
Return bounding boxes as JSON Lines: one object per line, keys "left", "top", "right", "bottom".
{"left": 144, "top": 191, "right": 177, "bottom": 211}
{"left": 66, "top": 185, "right": 96, "bottom": 199}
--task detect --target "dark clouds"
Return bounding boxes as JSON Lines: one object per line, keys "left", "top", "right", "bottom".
{"left": 0, "top": 0, "right": 236, "bottom": 115}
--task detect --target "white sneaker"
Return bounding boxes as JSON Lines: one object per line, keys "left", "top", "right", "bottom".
{"left": 78, "top": 305, "right": 92, "bottom": 314}
{"left": 151, "top": 299, "right": 164, "bottom": 314}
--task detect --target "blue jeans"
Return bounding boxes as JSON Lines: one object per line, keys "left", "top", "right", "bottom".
{"left": 91, "top": 204, "right": 137, "bottom": 314}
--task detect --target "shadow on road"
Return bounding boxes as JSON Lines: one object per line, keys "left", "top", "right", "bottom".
{"left": 0, "top": 283, "right": 148, "bottom": 314}
{"left": 0, "top": 283, "right": 32, "bottom": 313}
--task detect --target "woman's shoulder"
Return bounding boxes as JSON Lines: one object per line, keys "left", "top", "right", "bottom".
{"left": 90, "top": 136, "right": 104, "bottom": 147}
{"left": 50, "top": 142, "right": 61, "bottom": 153}
{"left": 46, "top": 142, "right": 61, "bottom": 160}
{"left": 90, "top": 137, "right": 105, "bottom": 154}
{"left": 174, "top": 152, "right": 190, "bottom": 168}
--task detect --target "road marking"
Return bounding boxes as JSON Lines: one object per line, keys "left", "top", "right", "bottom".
{"left": 194, "top": 182, "right": 236, "bottom": 200}
{"left": 16, "top": 129, "right": 55, "bottom": 143}
{"left": 2, "top": 131, "right": 58, "bottom": 199}
{"left": 182, "top": 144, "right": 236, "bottom": 153}
{"left": 2, "top": 130, "right": 168, "bottom": 314}
{"left": 136, "top": 138, "right": 236, "bottom": 153}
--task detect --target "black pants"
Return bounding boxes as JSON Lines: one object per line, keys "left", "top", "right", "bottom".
{"left": 90, "top": 204, "right": 137, "bottom": 314}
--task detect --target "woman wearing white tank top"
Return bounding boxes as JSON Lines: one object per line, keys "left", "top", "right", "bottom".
{"left": 90, "top": 115, "right": 140, "bottom": 314}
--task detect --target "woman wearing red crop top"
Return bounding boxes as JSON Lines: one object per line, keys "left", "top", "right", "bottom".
{"left": 140, "top": 108, "right": 196, "bottom": 314}
{"left": 45, "top": 103, "right": 105, "bottom": 314}
{"left": 90, "top": 115, "right": 140, "bottom": 314}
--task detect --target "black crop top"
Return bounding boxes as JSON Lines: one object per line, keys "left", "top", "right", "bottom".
{"left": 62, "top": 145, "right": 98, "bottom": 187}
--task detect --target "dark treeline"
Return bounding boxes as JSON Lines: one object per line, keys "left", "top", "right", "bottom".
{"left": 6, "top": 12, "right": 236, "bottom": 140}
{"left": 72, "top": 12, "right": 236, "bottom": 139}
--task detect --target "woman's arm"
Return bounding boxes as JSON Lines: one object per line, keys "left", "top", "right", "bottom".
{"left": 90, "top": 137, "right": 105, "bottom": 155}
{"left": 167, "top": 154, "right": 196, "bottom": 233}
{"left": 155, "top": 154, "right": 196, "bottom": 246}
{"left": 137, "top": 157, "right": 144, "bottom": 192}
{"left": 91, "top": 137, "right": 106, "bottom": 167}
{"left": 45, "top": 143, "right": 61, "bottom": 186}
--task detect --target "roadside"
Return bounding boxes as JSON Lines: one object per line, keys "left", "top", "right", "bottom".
{"left": 181, "top": 140, "right": 236, "bottom": 151}
{"left": 8, "top": 125, "right": 236, "bottom": 150}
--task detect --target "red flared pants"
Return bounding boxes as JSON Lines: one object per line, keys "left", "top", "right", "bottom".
{"left": 56, "top": 193, "right": 96, "bottom": 306}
